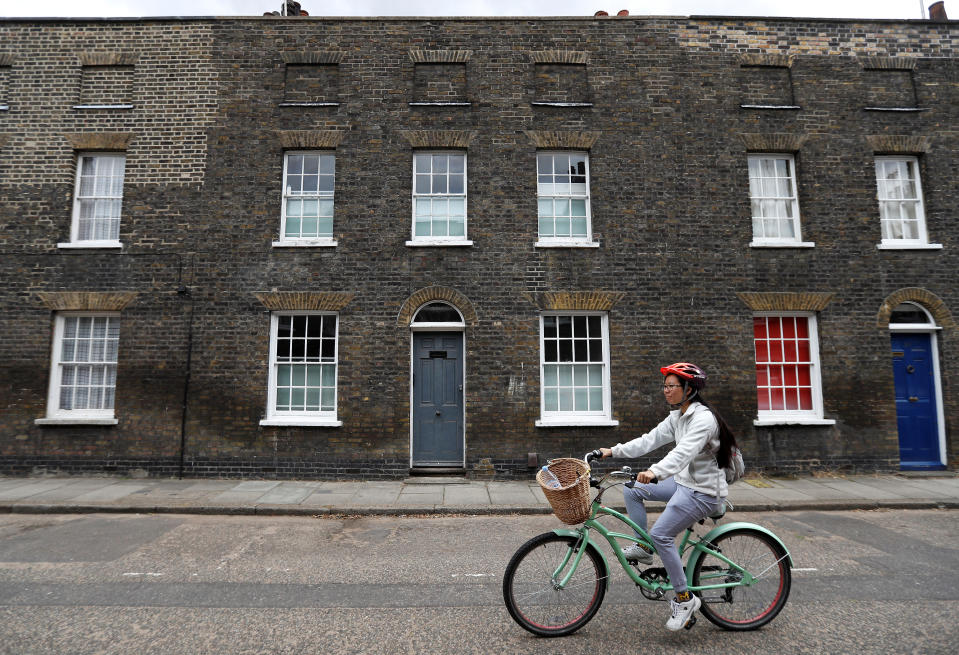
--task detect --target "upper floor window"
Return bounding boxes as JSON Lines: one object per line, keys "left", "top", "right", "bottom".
{"left": 64, "top": 153, "right": 125, "bottom": 248}
{"left": 412, "top": 63, "right": 468, "bottom": 105}
{"left": 409, "top": 152, "right": 470, "bottom": 246}
{"left": 748, "top": 154, "right": 810, "bottom": 247}
{"left": 282, "top": 63, "right": 339, "bottom": 106}
{"left": 753, "top": 313, "right": 829, "bottom": 424}
{"left": 277, "top": 151, "right": 336, "bottom": 247}
{"left": 44, "top": 313, "right": 120, "bottom": 422}
{"left": 532, "top": 63, "right": 591, "bottom": 106}
{"left": 875, "top": 157, "right": 938, "bottom": 249}
{"left": 261, "top": 312, "right": 341, "bottom": 427}
{"left": 537, "top": 313, "right": 617, "bottom": 427}
{"left": 536, "top": 152, "right": 595, "bottom": 247}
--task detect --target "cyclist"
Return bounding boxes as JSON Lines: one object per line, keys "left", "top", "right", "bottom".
{"left": 597, "top": 362, "right": 738, "bottom": 631}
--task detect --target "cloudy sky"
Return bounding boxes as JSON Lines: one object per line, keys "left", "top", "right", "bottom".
{"left": 0, "top": 1, "right": 941, "bottom": 20}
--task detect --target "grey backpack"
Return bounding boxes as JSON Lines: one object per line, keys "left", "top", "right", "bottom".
{"left": 723, "top": 447, "right": 746, "bottom": 484}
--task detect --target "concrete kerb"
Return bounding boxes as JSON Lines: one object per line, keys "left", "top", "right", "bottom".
{"left": 3, "top": 499, "right": 956, "bottom": 517}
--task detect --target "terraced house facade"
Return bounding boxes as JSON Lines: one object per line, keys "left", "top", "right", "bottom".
{"left": 0, "top": 11, "right": 956, "bottom": 479}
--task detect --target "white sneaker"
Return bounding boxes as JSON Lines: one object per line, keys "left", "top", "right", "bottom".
{"left": 666, "top": 594, "right": 701, "bottom": 631}
{"left": 623, "top": 542, "right": 654, "bottom": 564}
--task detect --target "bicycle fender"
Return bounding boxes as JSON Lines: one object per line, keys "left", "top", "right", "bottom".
{"left": 551, "top": 528, "right": 611, "bottom": 578}
{"left": 685, "top": 521, "right": 794, "bottom": 579}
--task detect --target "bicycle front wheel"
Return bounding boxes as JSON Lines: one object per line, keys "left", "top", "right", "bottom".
{"left": 503, "top": 532, "right": 607, "bottom": 637}
{"left": 691, "top": 528, "right": 791, "bottom": 630}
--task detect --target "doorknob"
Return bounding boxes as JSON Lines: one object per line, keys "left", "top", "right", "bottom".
{"left": 908, "top": 396, "right": 919, "bottom": 403}
{"left": 435, "top": 410, "right": 442, "bottom": 416}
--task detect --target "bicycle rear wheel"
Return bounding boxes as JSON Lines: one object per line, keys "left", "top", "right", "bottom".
{"left": 691, "top": 528, "right": 791, "bottom": 630}
{"left": 503, "top": 532, "right": 607, "bottom": 637}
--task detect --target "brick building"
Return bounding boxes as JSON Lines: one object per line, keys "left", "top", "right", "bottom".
{"left": 0, "top": 11, "right": 956, "bottom": 479}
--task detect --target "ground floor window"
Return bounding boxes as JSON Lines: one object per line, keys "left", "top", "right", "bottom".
{"left": 263, "top": 312, "right": 340, "bottom": 426}
{"left": 753, "top": 313, "right": 826, "bottom": 421}
{"left": 538, "top": 312, "right": 616, "bottom": 426}
{"left": 46, "top": 313, "right": 119, "bottom": 419}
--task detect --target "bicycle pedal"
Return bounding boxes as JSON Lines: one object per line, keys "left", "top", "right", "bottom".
{"left": 684, "top": 616, "right": 697, "bottom": 630}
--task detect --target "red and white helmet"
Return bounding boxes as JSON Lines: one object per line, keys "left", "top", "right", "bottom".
{"left": 660, "top": 362, "right": 707, "bottom": 391}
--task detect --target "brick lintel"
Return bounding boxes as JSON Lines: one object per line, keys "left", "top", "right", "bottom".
{"left": 737, "top": 292, "right": 834, "bottom": 312}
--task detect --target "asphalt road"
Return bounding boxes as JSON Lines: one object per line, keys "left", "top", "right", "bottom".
{"left": 0, "top": 509, "right": 957, "bottom": 654}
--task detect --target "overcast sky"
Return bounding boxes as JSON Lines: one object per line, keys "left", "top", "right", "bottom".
{"left": 0, "top": 1, "right": 943, "bottom": 20}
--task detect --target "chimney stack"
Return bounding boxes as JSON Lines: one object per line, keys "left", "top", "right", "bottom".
{"left": 929, "top": 1, "right": 948, "bottom": 20}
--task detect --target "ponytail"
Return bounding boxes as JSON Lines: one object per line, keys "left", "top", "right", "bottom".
{"left": 694, "top": 395, "right": 738, "bottom": 469}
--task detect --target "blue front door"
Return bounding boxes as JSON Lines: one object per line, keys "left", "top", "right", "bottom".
{"left": 412, "top": 332, "right": 464, "bottom": 467}
{"left": 891, "top": 333, "right": 942, "bottom": 469}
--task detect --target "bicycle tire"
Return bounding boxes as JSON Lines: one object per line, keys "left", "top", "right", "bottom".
{"left": 691, "top": 527, "right": 791, "bottom": 630}
{"left": 503, "top": 532, "right": 607, "bottom": 637}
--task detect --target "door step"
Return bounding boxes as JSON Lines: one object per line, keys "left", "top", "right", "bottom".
{"left": 406, "top": 468, "right": 469, "bottom": 485}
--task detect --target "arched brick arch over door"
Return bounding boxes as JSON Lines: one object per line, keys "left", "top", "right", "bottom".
{"left": 876, "top": 287, "right": 955, "bottom": 330}
{"left": 396, "top": 286, "right": 478, "bottom": 326}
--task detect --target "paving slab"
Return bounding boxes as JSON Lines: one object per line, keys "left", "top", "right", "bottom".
{"left": 442, "top": 485, "right": 490, "bottom": 506}
{"left": 255, "top": 484, "right": 316, "bottom": 505}
{"left": 230, "top": 481, "right": 282, "bottom": 493}
{"left": 72, "top": 484, "right": 148, "bottom": 502}
{"left": 0, "top": 479, "right": 73, "bottom": 501}
{"left": 488, "top": 482, "right": 540, "bottom": 506}
{"left": 819, "top": 479, "right": 907, "bottom": 500}
{"left": 12, "top": 479, "right": 118, "bottom": 502}
{"left": 209, "top": 491, "right": 273, "bottom": 505}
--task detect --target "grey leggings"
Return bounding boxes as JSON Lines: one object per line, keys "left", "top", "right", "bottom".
{"left": 623, "top": 476, "right": 721, "bottom": 593}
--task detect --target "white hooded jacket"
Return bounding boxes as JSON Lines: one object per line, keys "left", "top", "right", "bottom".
{"left": 610, "top": 401, "right": 728, "bottom": 498}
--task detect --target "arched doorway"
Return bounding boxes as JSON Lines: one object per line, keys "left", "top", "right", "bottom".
{"left": 889, "top": 302, "right": 946, "bottom": 469}
{"left": 409, "top": 302, "right": 465, "bottom": 469}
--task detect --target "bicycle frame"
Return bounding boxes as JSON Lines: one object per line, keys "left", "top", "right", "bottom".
{"left": 551, "top": 492, "right": 791, "bottom": 597}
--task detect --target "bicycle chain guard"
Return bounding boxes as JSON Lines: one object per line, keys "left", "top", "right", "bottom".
{"left": 638, "top": 567, "right": 669, "bottom": 600}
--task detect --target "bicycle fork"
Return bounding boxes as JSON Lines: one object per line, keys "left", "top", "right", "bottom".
{"left": 552, "top": 528, "right": 609, "bottom": 590}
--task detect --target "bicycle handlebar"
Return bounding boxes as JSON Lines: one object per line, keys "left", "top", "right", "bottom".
{"left": 584, "top": 449, "right": 657, "bottom": 488}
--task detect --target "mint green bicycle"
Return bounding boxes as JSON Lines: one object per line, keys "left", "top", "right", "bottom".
{"left": 503, "top": 451, "right": 792, "bottom": 636}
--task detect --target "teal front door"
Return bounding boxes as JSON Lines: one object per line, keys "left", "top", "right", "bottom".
{"left": 891, "top": 333, "right": 943, "bottom": 469}
{"left": 412, "top": 332, "right": 464, "bottom": 467}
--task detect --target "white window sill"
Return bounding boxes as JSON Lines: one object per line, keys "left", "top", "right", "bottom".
{"left": 535, "top": 240, "right": 600, "bottom": 249}
{"left": 750, "top": 241, "right": 815, "bottom": 248}
{"left": 73, "top": 104, "right": 134, "bottom": 110}
{"left": 57, "top": 241, "right": 123, "bottom": 250}
{"left": 753, "top": 418, "right": 836, "bottom": 427}
{"left": 740, "top": 104, "right": 801, "bottom": 110}
{"left": 536, "top": 418, "right": 620, "bottom": 428}
{"left": 864, "top": 107, "right": 925, "bottom": 112}
{"left": 877, "top": 242, "right": 943, "bottom": 250}
{"left": 35, "top": 417, "right": 118, "bottom": 426}
{"left": 272, "top": 239, "right": 337, "bottom": 248}
{"left": 278, "top": 102, "right": 340, "bottom": 107}
{"left": 406, "top": 240, "right": 473, "bottom": 247}
{"left": 532, "top": 102, "right": 594, "bottom": 107}
{"left": 409, "top": 102, "right": 472, "bottom": 106}
{"left": 260, "top": 418, "right": 343, "bottom": 427}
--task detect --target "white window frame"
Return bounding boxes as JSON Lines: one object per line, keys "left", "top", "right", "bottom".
{"left": 36, "top": 312, "right": 120, "bottom": 425}
{"left": 260, "top": 311, "right": 342, "bottom": 427}
{"left": 274, "top": 151, "right": 337, "bottom": 248}
{"left": 407, "top": 151, "right": 472, "bottom": 247}
{"left": 747, "top": 153, "right": 813, "bottom": 248}
{"left": 59, "top": 153, "right": 125, "bottom": 249}
{"left": 536, "top": 311, "right": 618, "bottom": 427}
{"left": 875, "top": 156, "right": 941, "bottom": 250}
{"left": 752, "top": 312, "right": 834, "bottom": 426}
{"left": 535, "top": 151, "right": 598, "bottom": 249}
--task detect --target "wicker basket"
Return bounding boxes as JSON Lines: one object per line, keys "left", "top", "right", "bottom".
{"left": 537, "top": 458, "right": 592, "bottom": 525}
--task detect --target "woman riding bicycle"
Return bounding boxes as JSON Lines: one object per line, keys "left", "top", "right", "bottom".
{"left": 597, "top": 362, "right": 738, "bottom": 631}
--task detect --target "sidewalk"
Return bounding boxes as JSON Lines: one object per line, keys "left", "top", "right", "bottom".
{"left": 1, "top": 472, "right": 957, "bottom": 517}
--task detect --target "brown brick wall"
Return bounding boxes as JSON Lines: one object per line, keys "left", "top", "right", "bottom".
{"left": 1, "top": 16, "right": 956, "bottom": 478}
